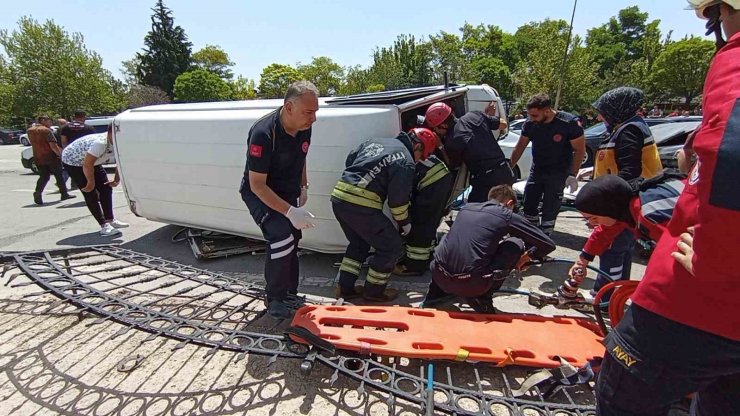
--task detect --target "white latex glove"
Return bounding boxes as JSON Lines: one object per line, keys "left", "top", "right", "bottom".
{"left": 400, "top": 223, "right": 412, "bottom": 236}
{"left": 286, "top": 206, "right": 315, "bottom": 229}
{"left": 565, "top": 175, "right": 579, "bottom": 193}
{"left": 298, "top": 187, "right": 308, "bottom": 207}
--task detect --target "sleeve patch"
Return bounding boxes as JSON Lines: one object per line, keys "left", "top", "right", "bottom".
{"left": 250, "top": 144, "right": 263, "bottom": 158}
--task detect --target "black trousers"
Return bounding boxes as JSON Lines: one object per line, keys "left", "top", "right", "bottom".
{"left": 468, "top": 162, "right": 514, "bottom": 203}
{"left": 64, "top": 164, "right": 113, "bottom": 226}
{"left": 241, "top": 193, "right": 300, "bottom": 303}
{"left": 35, "top": 161, "right": 69, "bottom": 197}
{"left": 429, "top": 237, "right": 524, "bottom": 298}
{"left": 522, "top": 169, "right": 568, "bottom": 234}
{"left": 596, "top": 305, "right": 740, "bottom": 415}
{"left": 332, "top": 201, "right": 403, "bottom": 298}
{"left": 403, "top": 173, "right": 455, "bottom": 272}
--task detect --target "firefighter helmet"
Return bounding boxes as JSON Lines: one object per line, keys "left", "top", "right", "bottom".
{"left": 409, "top": 128, "right": 437, "bottom": 159}
{"left": 424, "top": 102, "right": 452, "bottom": 128}
{"left": 687, "top": 0, "right": 740, "bottom": 18}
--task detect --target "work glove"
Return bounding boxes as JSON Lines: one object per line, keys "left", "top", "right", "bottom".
{"left": 565, "top": 175, "right": 579, "bottom": 193}
{"left": 400, "top": 223, "right": 412, "bottom": 236}
{"left": 298, "top": 187, "right": 308, "bottom": 207}
{"left": 286, "top": 206, "right": 316, "bottom": 230}
{"left": 515, "top": 252, "right": 533, "bottom": 272}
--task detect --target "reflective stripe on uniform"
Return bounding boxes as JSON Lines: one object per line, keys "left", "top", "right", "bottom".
{"left": 339, "top": 257, "right": 362, "bottom": 276}
{"left": 270, "top": 234, "right": 294, "bottom": 250}
{"left": 366, "top": 268, "right": 390, "bottom": 285}
{"left": 271, "top": 245, "right": 294, "bottom": 260}
{"left": 406, "top": 245, "right": 432, "bottom": 260}
{"left": 390, "top": 203, "right": 410, "bottom": 221}
{"left": 331, "top": 181, "right": 383, "bottom": 210}
{"left": 418, "top": 163, "right": 449, "bottom": 190}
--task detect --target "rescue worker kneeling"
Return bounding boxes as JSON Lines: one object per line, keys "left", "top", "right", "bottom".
{"left": 332, "top": 128, "right": 437, "bottom": 302}
{"left": 423, "top": 185, "right": 556, "bottom": 313}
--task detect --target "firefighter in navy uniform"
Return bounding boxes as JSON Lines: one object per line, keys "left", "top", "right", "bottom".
{"left": 423, "top": 185, "right": 556, "bottom": 313}
{"left": 239, "top": 81, "right": 319, "bottom": 320}
{"left": 509, "top": 93, "right": 586, "bottom": 236}
{"left": 424, "top": 101, "right": 513, "bottom": 203}
{"left": 394, "top": 152, "right": 455, "bottom": 276}
{"left": 332, "top": 128, "right": 437, "bottom": 302}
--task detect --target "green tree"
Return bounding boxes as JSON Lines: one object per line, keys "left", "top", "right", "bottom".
{"left": 297, "top": 56, "right": 344, "bottom": 96}
{"left": 258, "top": 63, "right": 302, "bottom": 98}
{"left": 429, "top": 31, "right": 465, "bottom": 82}
{"left": 192, "top": 45, "right": 234, "bottom": 80}
{"left": 0, "top": 17, "right": 126, "bottom": 122}
{"left": 136, "top": 0, "right": 192, "bottom": 98}
{"left": 513, "top": 20, "right": 598, "bottom": 111}
{"left": 229, "top": 75, "right": 257, "bottom": 100}
{"left": 339, "top": 65, "right": 371, "bottom": 95}
{"left": 173, "top": 69, "right": 231, "bottom": 102}
{"left": 127, "top": 84, "right": 170, "bottom": 108}
{"left": 651, "top": 37, "right": 714, "bottom": 105}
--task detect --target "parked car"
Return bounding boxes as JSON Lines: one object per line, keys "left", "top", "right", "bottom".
{"left": 497, "top": 131, "right": 532, "bottom": 181}
{"left": 19, "top": 126, "right": 59, "bottom": 146}
{"left": 509, "top": 118, "right": 526, "bottom": 134}
{"left": 0, "top": 128, "right": 24, "bottom": 145}
{"left": 582, "top": 116, "right": 701, "bottom": 167}
{"left": 652, "top": 121, "right": 701, "bottom": 169}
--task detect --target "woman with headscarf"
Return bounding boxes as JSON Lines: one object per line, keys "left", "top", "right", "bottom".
{"left": 587, "top": 87, "right": 664, "bottom": 293}
{"left": 558, "top": 173, "right": 685, "bottom": 301}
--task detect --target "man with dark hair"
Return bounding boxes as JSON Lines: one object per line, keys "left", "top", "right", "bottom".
{"left": 509, "top": 93, "right": 586, "bottom": 235}
{"left": 239, "top": 81, "right": 319, "bottom": 320}
{"left": 424, "top": 101, "right": 512, "bottom": 203}
{"left": 28, "top": 115, "right": 75, "bottom": 205}
{"left": 422, "top": 185, "right": 555, "bottom": 313}
{"left": 60, "top": 110, "right": 95, "bottom": 148}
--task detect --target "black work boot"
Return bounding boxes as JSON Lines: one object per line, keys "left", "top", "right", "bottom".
{"left": 33, "top": 192, "right": 43, "bottom": 205}
{"left": 60, "top": 193, "right": 76, "bottom": 201}
{"left": 466, "top": 296, "right": 498, "bottom": 314}
{"left": 362, "top": 282, "right": 398, "bottom": 303}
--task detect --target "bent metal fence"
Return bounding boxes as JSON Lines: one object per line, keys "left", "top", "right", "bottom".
{"left": 1, "top": 245, "right": 597, "bottom": 415}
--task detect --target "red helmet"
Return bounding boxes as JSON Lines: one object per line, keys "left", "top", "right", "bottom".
{"left": 409, "top": 127, "right": 437, "bottom": 159}
{"left": 424, "top": 102, "right": 452, "bottom": 128}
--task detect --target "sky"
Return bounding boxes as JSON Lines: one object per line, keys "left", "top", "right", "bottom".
{"left": 0, "top": 0, "right": 710, "bottom": 82}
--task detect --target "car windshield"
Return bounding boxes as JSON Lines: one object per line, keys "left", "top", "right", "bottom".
{"left": 650, "top": 121, "right": 701, "bottom": 145}
{"left": 584, "top": 123, "right": 606, "bottom": 136}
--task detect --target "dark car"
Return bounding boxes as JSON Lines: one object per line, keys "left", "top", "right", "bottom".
{"left": 653, "top": 121, "right": 701, "bottom": 169}
{"left": 582, "top": 117, "right": 701, "bottom": 167}
{"left": 0, "top": 128, "right": 24, "bottom": 145}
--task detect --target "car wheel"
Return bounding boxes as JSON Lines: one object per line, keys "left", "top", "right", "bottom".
{"left": 508, "top": 162, "right": 522, "bottom": 181}
{"left": 21, "top": 137, "right": 30, "bottom": 146}
{"left": 0, "top": 138, "right": 5, "bottom": 145}
{"left": 30, "top": 159, "right": 39, "bottom": 174}
{"left": 581, "top": 148, "right": 594, "bottom": 168}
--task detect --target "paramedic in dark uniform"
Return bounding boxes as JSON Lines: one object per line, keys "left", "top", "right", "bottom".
{"left": 59, "top": 110, "right": 95, "bottom": 148}
{"left": 239, "top": 81, "right": 319, "bottom": 320}
{"left": 590, "top": 86, "right": 662, "bottom": 295}
{"left": 596, "top": 2, "right": 740, "bottom": 414}
{"left": 509, "top": 93, "right": 586, "bottom": 235}
{"left": 331, "top": 128, "right": 437, "bottom": 302}
{"left": 424, "top": 101, "right": 512, "bottom": 203}
{"left": 394, "top": 152, "right": 455, "bottom": 276}
{"left": 423, "top": 185, "right": 555, "bottom": 313}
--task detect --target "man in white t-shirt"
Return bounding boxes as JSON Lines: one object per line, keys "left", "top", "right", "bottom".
{"left": 61, "top": 125, "right": 128, "bottom": 236}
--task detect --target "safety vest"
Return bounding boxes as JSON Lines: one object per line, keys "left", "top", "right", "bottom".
{"left": 593, "top": 117, "right": 662, "bottom": 179}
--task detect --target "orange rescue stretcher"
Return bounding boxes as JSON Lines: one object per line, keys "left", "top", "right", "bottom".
{"left": 290, "top": 305, "right": 604, "bottom": 369}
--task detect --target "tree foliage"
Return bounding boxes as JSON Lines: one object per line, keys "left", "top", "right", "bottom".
{"left": 136, "top": 0, "right": 192, "bottom": 98}
{"left": 651, "top": 37, "right": 714, "bottom": 105}
{"left": 258, "top": 63, "right": 302, "bottom": 98}
{"left": 0, "top": 16, "right": 125, "bottom": 124}
{"left": 192, "top": 44, "right": 234, "bottom": 80}
{"left": 229, "top": 76, "right": 257, "bottom": 100}
{"left": 173, "top": 69, "right": 231, "bottom": 102}
{"left": 127, "top": 84, "right": 170, "bottom": 108}
{"left": 298, "top": 56, "right": 343, "bottom": 96}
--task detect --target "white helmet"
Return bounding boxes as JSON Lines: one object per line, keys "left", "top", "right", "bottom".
{"left": 687, "top": 0, "right": 740, "bottom": 19}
